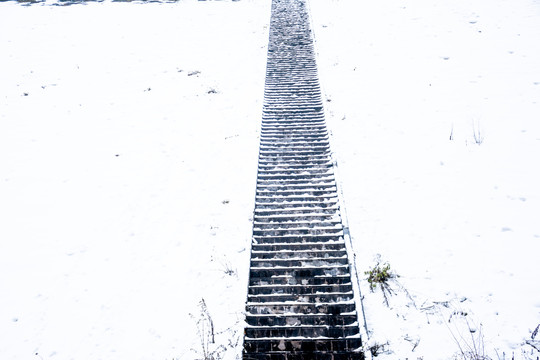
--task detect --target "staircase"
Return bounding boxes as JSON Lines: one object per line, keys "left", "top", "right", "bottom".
{"left": 242, "top": 0, "right": 364, "bottom": 359}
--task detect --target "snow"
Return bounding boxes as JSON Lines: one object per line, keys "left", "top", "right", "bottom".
{"left": 1, "top": 0, "right": 539, "bottom": 359}
{"left": 309, "top": 0, "right": 540, "bottom": 358}
{"left": 0, "top": 1, "right": 269, "bottom": 359}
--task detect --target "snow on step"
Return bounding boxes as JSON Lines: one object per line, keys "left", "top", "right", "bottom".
{"left": 251, "top": 249, "right": 347, "bottom": 259}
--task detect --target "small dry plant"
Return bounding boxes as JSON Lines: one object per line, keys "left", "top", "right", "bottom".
{"left": 190, "top": 298, "right": 225, "bottom": 360}
{"left": 447, "top": 315, "right": 491, "bottom": 360}
{"left": 221, "top": 260, "right": 237, "bottom": 277}
{"left": 472, "top": 119, "right": 484, "bottom": 145}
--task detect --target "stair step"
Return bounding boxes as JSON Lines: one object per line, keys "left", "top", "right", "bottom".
{"left": 255, "top": 197, "right": 338, "bottom": 205}
{"left": 252, "top": 234, "right": 343, "bottom": 243}
{"left": 255, "top": 180, "right": 336, "bottom": 187}
{"left": 260, "top": 139, "right": 329, "bottom": 150}
{"left": 258, "top": 162, "right": 332, "bottom": 169}
{"left": 245, "top": 324, "right": 359, "bottom": 339}
{"left": 250, "top": 265, "right": 349, "bottom": 278}
{"left": 241, "top": 351, "right": 364, "bottom": 360}
{"left": 249, "top": 275, "right": 351, "bottom": 287}
{"left": 258, "top": 152, "right": 330, "bottom": 159}
{"left": 259, "top": 134, "right": 329, "bottom": 140}
{"left": 253, "top": 224, "right": 341, "bottom": 232}
{"left": 255, "top": 183, "right": 337, "bottom": 190}
{"left": 258, "top": 151, "right": 329, "bottom": 158}
{"left": 247, "top": 291, "right": 353, "bottom": 304}
{"left": 251, "top": 258, "right": 348, "bottom": 268}
{"left": 254, "top": 211, "right": 339, "bottom": 218}
{"left": 255, "top": 203, "right": 337, "bottom": 210}
{"left": 251, "top": 243, "right": 346, "bottom": 253}
{"left": 246, "top": 302, "right": 356, "bottom": 315}
{"left": 249, "top": 283, "right": 353, "bottom": 295}
{"left": 255, "top": 191, "right": 337, "bottom": 198}
{"left": 254, "top": 213, "right": 339, "bottom": 220}
{"left": 253, "top": 219, "right": 340, "bottom": 227}
{"left": 252, "top": 229, "right": 343, "bottom": 237}
{"left": 259, "top": 131, "right": 329, "bottom": 137}
{"left": 245, "top": 313, "right": 357, "bottom": 327}
{"left": 251, "top": 249, "right": 347, "bottom": 259}
{"left": 255, "top": 194, "right": 337, "bottom": 201}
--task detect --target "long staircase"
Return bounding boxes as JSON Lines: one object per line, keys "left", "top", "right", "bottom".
{"left": 242, "top": 0, "right": 364, "bottom": 359}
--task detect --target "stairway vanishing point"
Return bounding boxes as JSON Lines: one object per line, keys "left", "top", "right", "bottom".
{"left": 242, "top": 0, "right": 365, "bottom": 359}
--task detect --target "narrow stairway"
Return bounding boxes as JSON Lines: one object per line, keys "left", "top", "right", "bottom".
{"left": 242, "top": 0, "right": 364, "bottom": 359}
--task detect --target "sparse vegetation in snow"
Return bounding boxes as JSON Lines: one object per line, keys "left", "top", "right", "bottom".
{"left": 365, "top": 259, "right": 399, "bottom": 306}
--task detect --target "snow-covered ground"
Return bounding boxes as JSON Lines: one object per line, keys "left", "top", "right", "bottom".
{"left": 310, "top": 0, "right": 540, "bottom": 358}
{"left": 1, "top": 0, "right": 539, "bottom": 359}
{"left": 0, "top": 1, "right": 269, "bottom": 359}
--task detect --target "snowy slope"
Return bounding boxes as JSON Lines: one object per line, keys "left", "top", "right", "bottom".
{"left": 309, "top": 0, "right": 540, "bottom": 358}
{"left": 0, "top": 1, "right": 269, "bottom": 359}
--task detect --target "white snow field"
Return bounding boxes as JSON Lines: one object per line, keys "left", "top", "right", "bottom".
{"left": 309, "top": 0, "right": 540, "bottom": 358}
{"left": 0, "top": 1, "right": 269, "bottom": 359}
{"left": 0, "top": 0, "right": 539, "bottom": 359}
